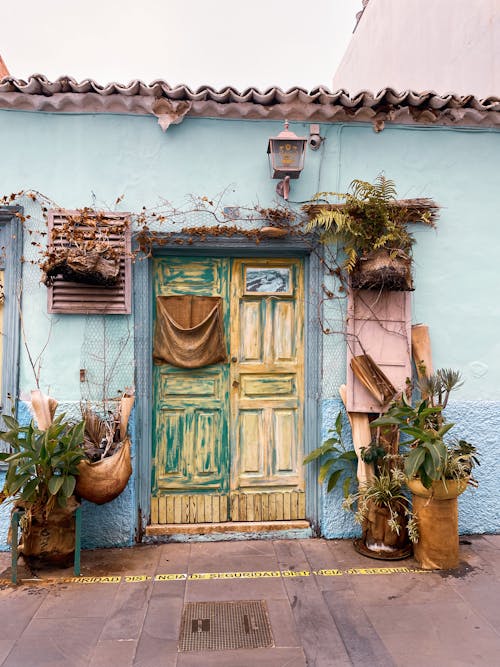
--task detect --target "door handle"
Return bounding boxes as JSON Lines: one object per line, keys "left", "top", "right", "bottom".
{"left": 231, "top": 356, "right": 237, "bottom": 363}
{"left": 232, "top": 380, "right": 239, "bottom": 388}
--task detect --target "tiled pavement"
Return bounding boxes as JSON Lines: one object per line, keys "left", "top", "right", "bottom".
{"left": 0, "top": 535, "right": 499, "bottom": 666}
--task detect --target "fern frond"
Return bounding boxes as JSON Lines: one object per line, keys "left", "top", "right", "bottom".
{"left": 344, "top": 247, "right": 358, "bottom": 272}
{"left": 374, "top": 175, "right": 397, "bottom": 202}
{"left": 306, "top": 209, "right": 350, "bottom": 233}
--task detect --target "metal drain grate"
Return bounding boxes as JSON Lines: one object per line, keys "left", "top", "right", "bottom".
{"left": 178, "top": 600, "right": 274, "bottom": 652}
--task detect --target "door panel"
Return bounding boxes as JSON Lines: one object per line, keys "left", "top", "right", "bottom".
{"left": 152, "top": 257, "right": 230, "bottom": 520}
{"left": 230, "top": 259, "right": 305, "bottom": 519}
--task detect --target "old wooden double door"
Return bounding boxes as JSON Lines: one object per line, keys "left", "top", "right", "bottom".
{"left": 151, "top": 256, "right": 306, "bottom": 525}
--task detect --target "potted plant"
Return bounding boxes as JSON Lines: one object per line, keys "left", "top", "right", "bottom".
{"left": 304, "top": 411, "right": 416, "bottom": 558}
{"left": 342, "top": 464, "right": 418, "bottom": 558}
{"left": 372, "top": 369, "right": 479, "bottom": 569}
{"left": 75, "top": 393, "right": 134, "bottom": 505}
{"left": 0, "top": 413, "right": 86, "bottom": 566}
{"left": 304, "top": 175, "right": 437, "bottom": 290}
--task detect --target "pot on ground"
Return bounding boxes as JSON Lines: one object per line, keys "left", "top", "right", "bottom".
{"left": 358, "top": 500, "right": 411, "bottom": 559}
{"left": 17, "top": 496, "right": 80, "bottom": 568}
{"left": 408, "top": 477, "right": 468, "bottom": 570}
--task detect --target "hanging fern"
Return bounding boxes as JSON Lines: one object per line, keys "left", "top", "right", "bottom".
{"left": 304, "top": 175, "right": 436, "bottom": 272}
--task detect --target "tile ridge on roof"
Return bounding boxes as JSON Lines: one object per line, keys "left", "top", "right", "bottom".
{"left": 0, "top": 74, "right": 498, "bottom": 105}
{"left": 0, "top": 75, "right": 499, "bottom": 126}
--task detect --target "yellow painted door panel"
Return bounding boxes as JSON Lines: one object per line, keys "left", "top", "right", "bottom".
{"left": 230, "top": 259, "right": 305, "bottom": 497}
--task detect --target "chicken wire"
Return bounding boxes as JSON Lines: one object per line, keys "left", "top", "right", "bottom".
{"left": 320, "top": 293, "right": 348, "bottom": 399}
{"left": 79, "top": 316, "right": 134, "bottom": 406}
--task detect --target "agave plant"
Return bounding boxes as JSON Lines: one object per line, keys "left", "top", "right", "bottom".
{"left": 371, "top": 370, "right": 479, "bottom": 489}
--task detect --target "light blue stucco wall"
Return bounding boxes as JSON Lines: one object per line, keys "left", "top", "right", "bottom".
{"left": 0, "top": 109, "right": 499, "bottom": 549}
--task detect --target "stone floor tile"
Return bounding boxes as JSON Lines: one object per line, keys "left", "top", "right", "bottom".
{"left": 273, "top": 540, "right": 310, "bottom": 571}
{"left": 187, "top": 552, "right": 280, "bottom": 575}
{"left": 142, "top": 596, "right": 184, "bottom": 641}
{"left": 0, "top": 587, "right": 49, "bottom": 639}
{"left": 7, "top": 617, "right": 104, "bottom": 667}
{"left": 81, "top": 545, "right": 162, "bottom": 576}
{"left": 89, "top": 639, "right": 137, "bottom": 667}
{"left": 133, "top": 634, "right": 178, "bottom": 667}
{"left": 185, "top": 577, "right": 286, "bottom": 601}
{"left": 34, "top": 582, "right": 119, "bottom": 618}
{"left": 176, "top": 647, "right": 307, "bottom": 667}
{"left": 155, "top": 542, "right": 191, "bottom": 574}
{"left": 189, "top": 539, "right": 276, "bottom": 560}
{"left": 0, "top": 640, "right": 16, "bottom": 664}
{"left": 448, "top": 572, "right": 500, "bottom": 633}
{"left": 266, "top": 598, "right": 301, "bottom": 647}
{"left": 363, "top": 600, "right": 500, "bottom": 664}
{"left": 150, "top": 579, "right": 187, "bottom": 600}
{"left": 476, "top": 534, "right": 500, "bottom": 549}
{"left": 279, "top": 574, "right": 352, "bottom": 666}
{"left": 349, "top": 571, "right": 460, "bottom": 606}
{"left": 323, "top": 588, "right": 397, "bottom": 667}
{"left": 100, "top": 582, "right": 152, "bottom": 640}
{"left": 2, "top": 637, "right": 86, "bottom": 667}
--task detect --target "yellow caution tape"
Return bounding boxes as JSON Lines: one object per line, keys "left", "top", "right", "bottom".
{"left": 2, "top": 566, "right": 430, "bottom": 587}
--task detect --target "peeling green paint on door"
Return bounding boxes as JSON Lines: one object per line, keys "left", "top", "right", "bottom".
{"left": 152, "top": 257, "right": 230, "bottom": 503}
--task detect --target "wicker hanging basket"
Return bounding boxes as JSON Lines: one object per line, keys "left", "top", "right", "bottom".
{"left": 75, "top": 438, "right": 132, "bottom": 505}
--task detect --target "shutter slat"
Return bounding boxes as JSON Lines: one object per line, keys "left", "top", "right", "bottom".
{"left": 47, "top": 209, "right": 132, "bottom": 315}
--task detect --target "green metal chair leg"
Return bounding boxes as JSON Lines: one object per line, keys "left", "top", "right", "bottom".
{"left": 11, "top": 509, "right": 22, "bottom": 585}
{"left": 74, "top": 505, "right": 82, "bottom": 576}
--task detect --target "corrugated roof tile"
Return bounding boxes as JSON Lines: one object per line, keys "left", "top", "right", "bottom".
{"left": 0, "top": 75, "right": 499, "bottom": 127}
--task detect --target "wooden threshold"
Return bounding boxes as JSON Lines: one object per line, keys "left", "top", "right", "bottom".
{"left": 145, "top": 520, "right": 310, "bottom": 536}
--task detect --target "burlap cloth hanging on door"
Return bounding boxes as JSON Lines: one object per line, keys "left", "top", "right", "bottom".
{"left": 153, "top": 295, "right": 227, "bottom": 369}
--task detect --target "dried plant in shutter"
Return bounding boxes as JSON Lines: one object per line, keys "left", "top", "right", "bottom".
{"left": 44, "top": 209, "right": 132, "bottom": 315}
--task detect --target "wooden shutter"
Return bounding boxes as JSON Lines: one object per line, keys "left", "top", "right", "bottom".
{"left": 346, "top": 288, "right": 412, "bottom": 413}
{"left": 47, "top": 210, "right": 131, "bottom": 315}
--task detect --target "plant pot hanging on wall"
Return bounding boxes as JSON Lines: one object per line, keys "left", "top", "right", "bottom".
{"left": 350, "top": 249, "right": 413, "bottom": 291}
{"left": 42, "top": 249, "right": 120, "bottom": 286}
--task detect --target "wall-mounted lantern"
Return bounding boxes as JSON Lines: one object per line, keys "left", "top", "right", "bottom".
{"left": 267, "top": 120, "right": 307, "bottom": 200}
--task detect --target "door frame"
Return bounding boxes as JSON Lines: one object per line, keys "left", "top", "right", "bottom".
{"left": 133, "top": 236, "right": 323, "bottom": 537}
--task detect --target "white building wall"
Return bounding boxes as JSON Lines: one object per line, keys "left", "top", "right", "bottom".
{"left": 333, "top": 0, "right": 500, "bottom": 98}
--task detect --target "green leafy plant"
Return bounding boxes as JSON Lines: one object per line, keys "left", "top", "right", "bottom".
{"left": 0, "top": 414, "right": 86, "bottom": 513}
{"left": 303, "top": 411, "right": 357, "bottom": 497}
{"left": 371, "top": 370, "right": 479, "bottom": 489}
{"left": 304, "top": 175, "right": 436, "bottom": 272}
